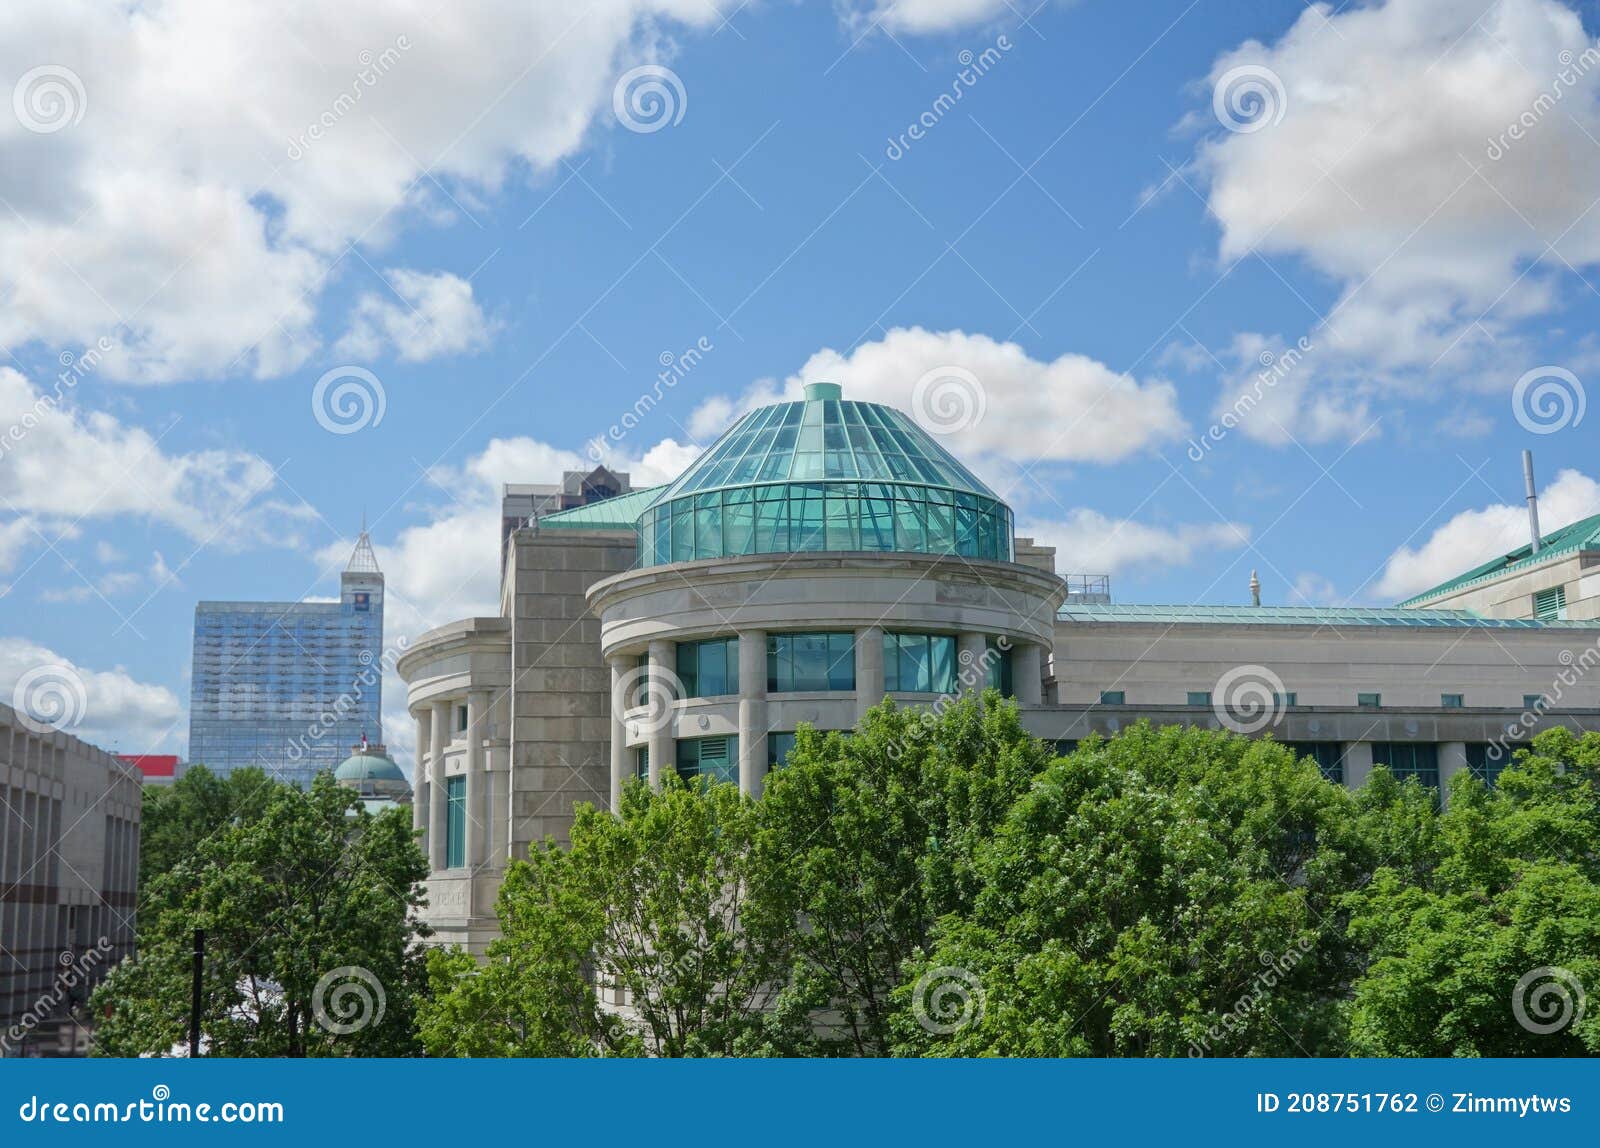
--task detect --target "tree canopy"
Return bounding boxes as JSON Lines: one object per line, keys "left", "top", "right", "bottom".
{"left": 94, "top": 775, "right": 428, "bottom": 1057}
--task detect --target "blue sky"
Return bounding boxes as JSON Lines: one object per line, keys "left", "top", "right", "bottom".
{"left": 2, "top": 0, "right": 1599, "bottom": 757}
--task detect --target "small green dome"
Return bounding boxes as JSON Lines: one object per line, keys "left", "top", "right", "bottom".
{"left": 334, "top": 747, "right": 406, "bottom": 783}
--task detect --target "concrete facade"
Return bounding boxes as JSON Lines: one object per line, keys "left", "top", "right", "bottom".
{"left": 1, "top": 704, "right": 140, "bottom": 1056}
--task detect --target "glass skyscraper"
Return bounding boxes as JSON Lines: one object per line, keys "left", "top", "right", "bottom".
{"left": 188, "top": 532, "right": 384, "bottom": 787}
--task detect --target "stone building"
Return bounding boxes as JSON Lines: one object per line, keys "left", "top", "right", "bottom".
{"left": 399, "top": 382, "right": 1600, "bottom": 952}
{"left": 1, "top": 703, "right": 140, "bottom": 1056}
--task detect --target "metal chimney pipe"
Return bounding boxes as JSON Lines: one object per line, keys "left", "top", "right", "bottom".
{"left": 1523, "top": 450, "right": 1542, "bottom": 555}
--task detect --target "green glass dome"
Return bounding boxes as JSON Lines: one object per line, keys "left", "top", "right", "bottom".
{"left": 639, "top": 383, "right": 1013, "bottom": 567}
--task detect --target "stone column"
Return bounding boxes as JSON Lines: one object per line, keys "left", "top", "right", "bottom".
{"left": 1013, "top": 642, "right": 1043, "bottom": 706}
{"left": 855, "top": 625, "right": 884, "bottom": 723}
{"left": 1438, "top": 741, "right": 1469, "bottom": 809}
{"left": 609, "top": 655, "right": 631, "bottom": 812}
{"left": 1342, "top": 741, "right": 1374, "bottom": 791}
{"left": 465, "top": 689, "right": 490, "bottom": 868}
{"left": 958, "top": 631, "right": 988, "bottom": 694}
{"left": 428, "top": 698, "right": 451, "bottom": 872}
{"left": 412, "top": 707, "right": 431, "bottom": 854}
{"left": 646, "top": 639, "right": 676, "bottom": 788}
{"left": 737, "top": 629, "right": 767, "bottom": 799}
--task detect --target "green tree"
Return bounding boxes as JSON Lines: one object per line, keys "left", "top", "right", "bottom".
{"left": 890, "top": 723, "right": 1377, "bottom": 1056}
{"left": 418, "top": 777, "right": 789, "bottom": 1057}
{"left": 138, "top": 764, "right": 277, "bottom": 906}
{"left": 756, "top": 692, "right": 1054, "bottom": 1055}
{"left": 93, "top": 775, "right": 428, "bottom": 1057}
{"left": 1347, "top": 728, "right": 1600, "bottom": 1056}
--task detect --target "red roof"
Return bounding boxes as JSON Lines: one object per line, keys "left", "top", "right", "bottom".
{"left": 118, "top": 754, "right": 179, "bottom": 779}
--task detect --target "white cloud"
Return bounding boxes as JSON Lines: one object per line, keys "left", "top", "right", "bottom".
{"left": 0, "top": 367, "right": 310, "bottom": 565}
{"left": 1289, "top": 571, "right": 1340, "bottom": 605}
{"left": 689, "top": 326, "right": 1188, "bottom": 468}
{"left": 841, "top": 0, "right": 1023, "bottom": 34}
{"left": 0, "top": 636, "right": 182, "bottom": 751}
{"left": 1377, "top": 467, "right": 1600, "bottom": 599}
{"left": 1019, "top": 509, "right": 1250, "bottom": 576}
{"left": 1195, "top": 0, "right": 1600, "bottom": 392}
{"left": 0, "top": 0, "right": 725, "bottom": 381}
{"left": 336, "top": 268, "right": 496, "bottom": 362}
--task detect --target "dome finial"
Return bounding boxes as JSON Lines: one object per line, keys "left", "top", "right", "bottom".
{"left": 804, "top": 381, "right": 842, "bottom": 401}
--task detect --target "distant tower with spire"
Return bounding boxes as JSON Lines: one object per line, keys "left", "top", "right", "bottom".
{"left": 343, "top": 517, "right": 385, "bottom": 738}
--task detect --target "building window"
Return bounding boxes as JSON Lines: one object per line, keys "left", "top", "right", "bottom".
{"left": 1533, "top": 585, "right": 1568, "bottom": 621}
{"left": 635, "top": 746, "right": 649, "bottom": 782}
{"left": 1053, "top": 739, "right": 1079, "bottom": 757}
{"left": 768, "top": 731, "right": 797, "bottom": 773}
{"left": 1276, "top": 692, "right": 1297, "bottom": 708}
{"left": 1372, "top": 742, "right": 1439, "bottom": 788}
{"left": 677, "top": 735, "right": 738, "bottom": 785}
{"left": 1466, "top": 742, "right": 1508, "bottom": 787}
{"left": 1524, "top": 694, "right": 1547, "bottom": 711}
{"left": 445, "top": 775, "right": 467, "bottom": 868}
{"left": 985, "top": 638, "right": 1014, "bottom": 697}
{"left": 1441, "top": 693, "right": 1464, "bottom": 708}
{"left": 676, "top": 638, "right": 740, "bottom": 699}
{"left": 1186, "top": 691, "right": 1211, "bottom": 707}
{"left": 1283, "top": 741, "right": 1344, "bottom": 785}
{"left": 1357, "top": 692, "right": 1382, "bottom": 708}
{"left": 768, "top": 633, "right": 855, "bottom": 692}
{"left": 884, "top": 633, "right": 957, "bottom": 694}
{"left": 1099, "top": 690, "right": 1125, "bottom": 705}
{"left": 456, "top": 704, "right": 469, "bottom": 732}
